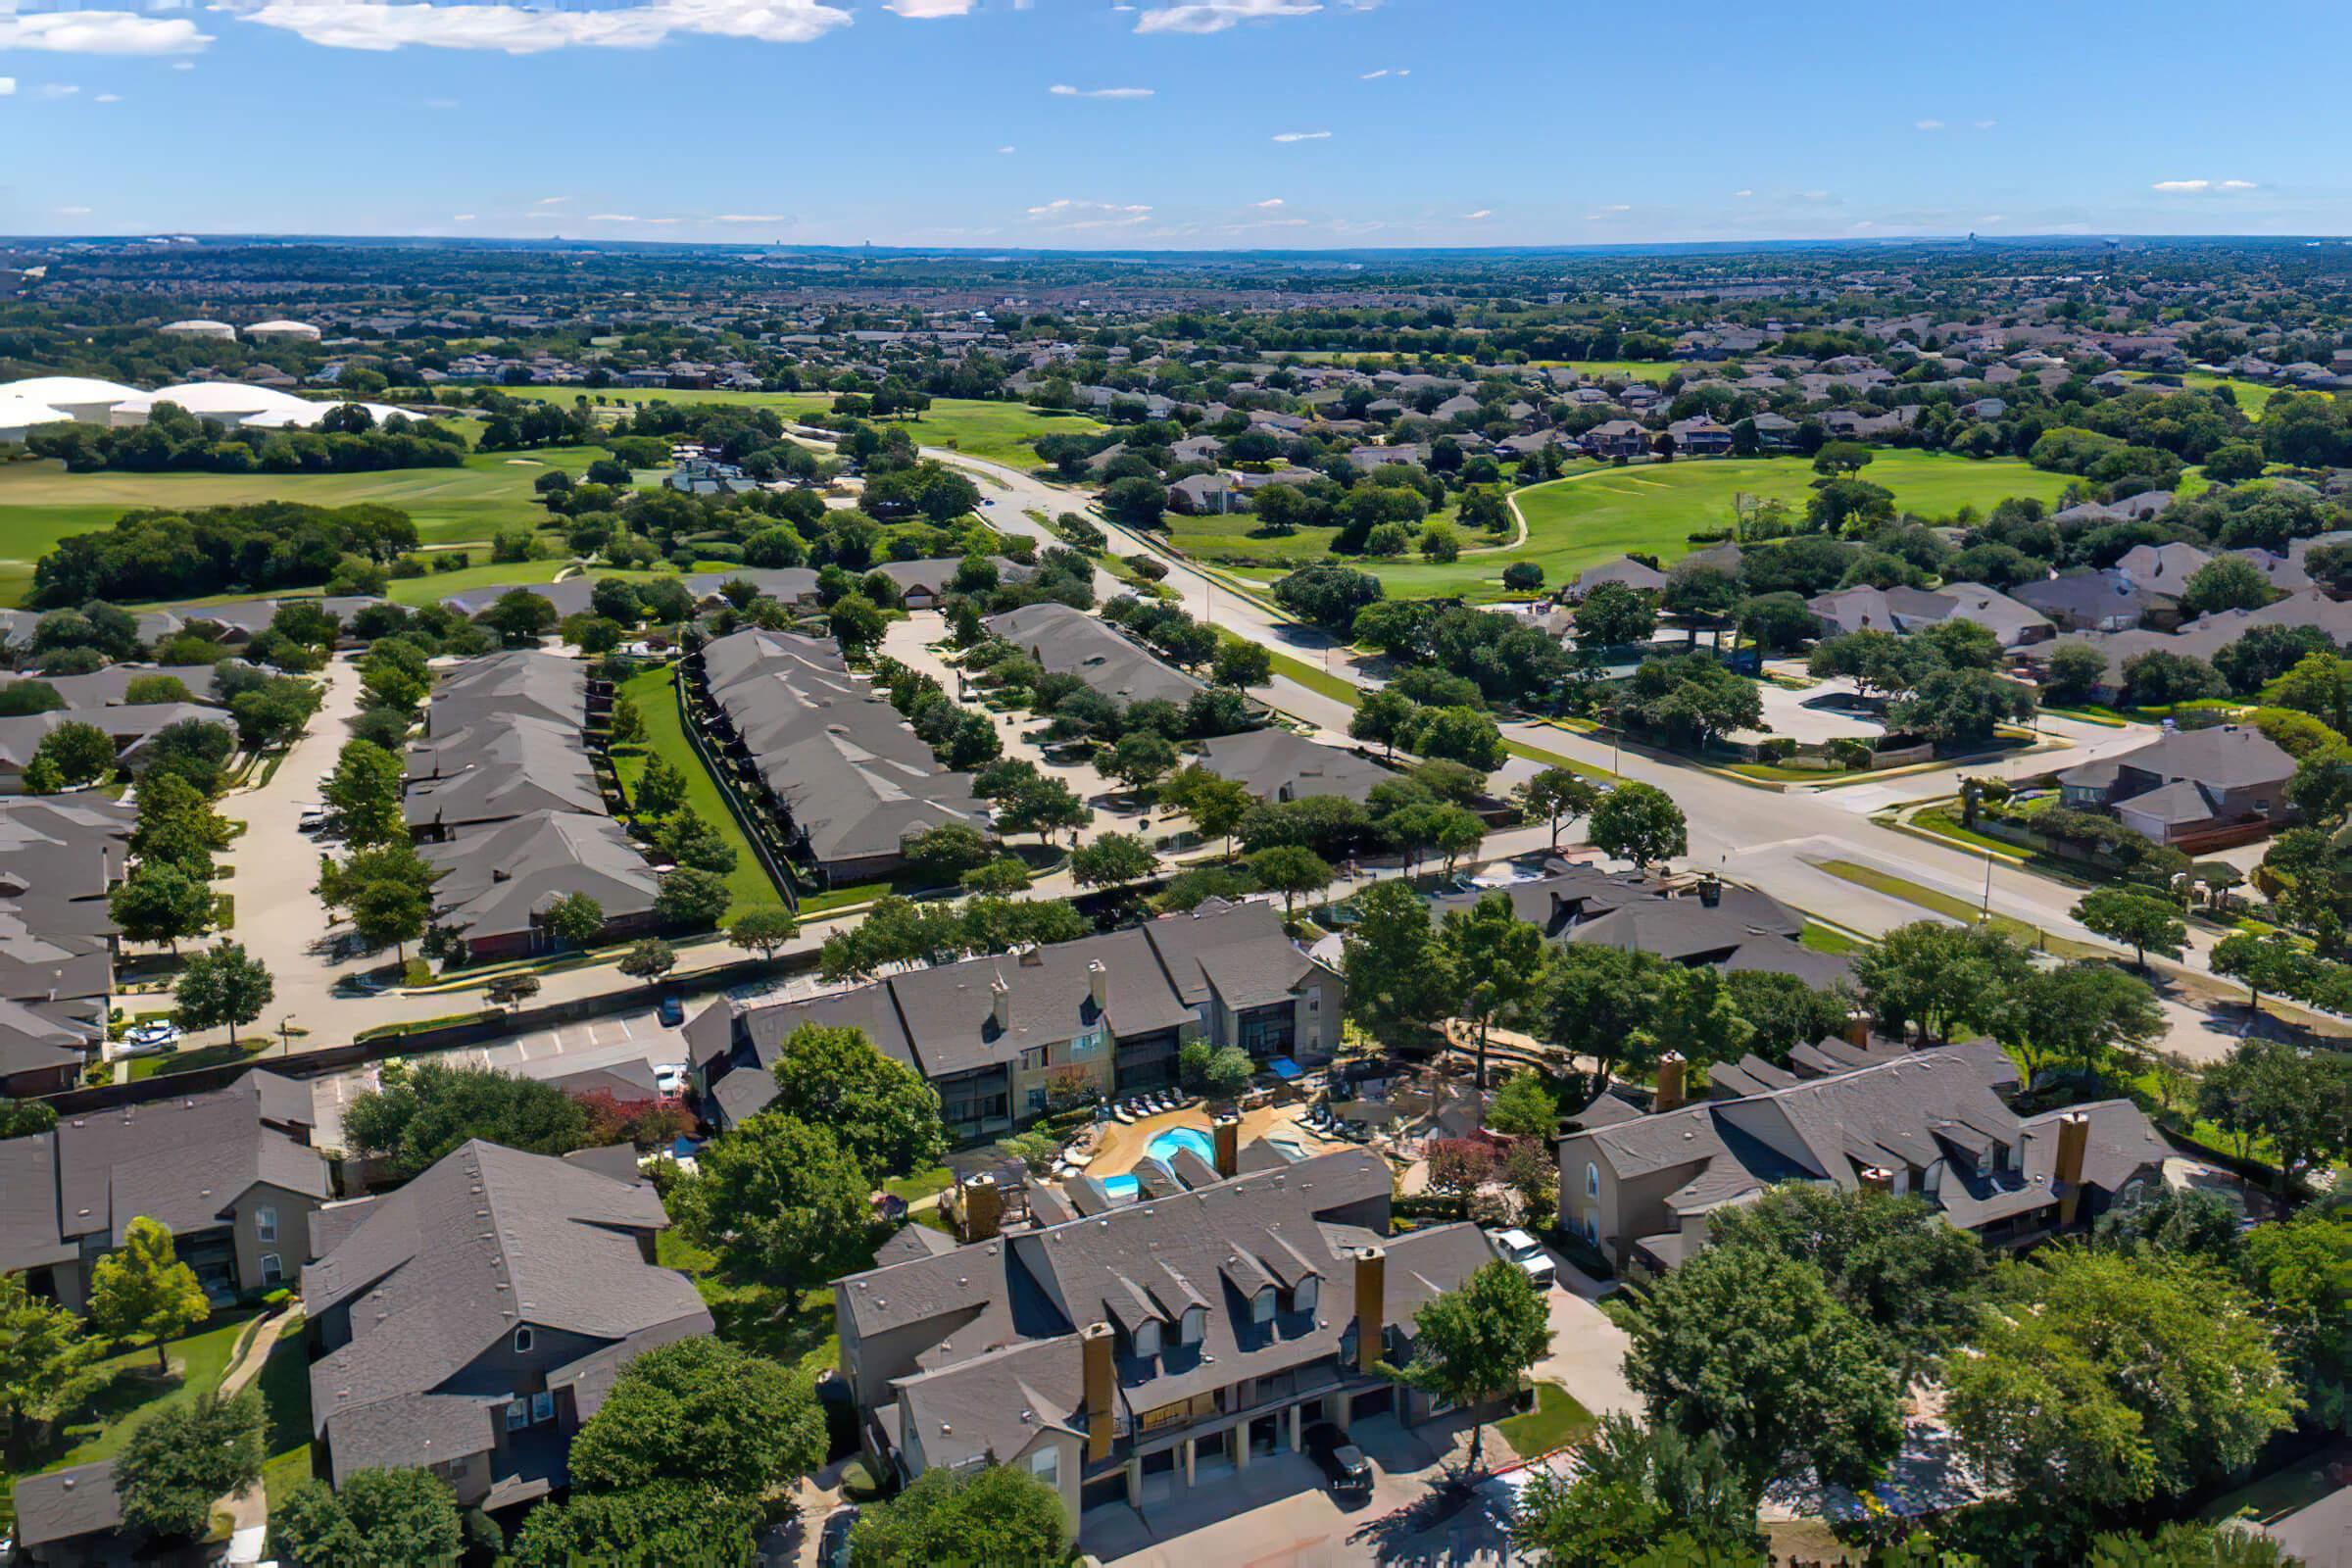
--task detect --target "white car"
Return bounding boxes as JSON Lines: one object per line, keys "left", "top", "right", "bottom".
{"left": 122, "top": 1021, "right": 181, "bottom": 1053}
{"left": 1489, "top": 1228, "right": 1557, "bottom": 1291}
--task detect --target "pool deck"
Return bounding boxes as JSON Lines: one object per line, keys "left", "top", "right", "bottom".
{"left": 1085, "top": 1102, "right": 1357, "bottom": 1178}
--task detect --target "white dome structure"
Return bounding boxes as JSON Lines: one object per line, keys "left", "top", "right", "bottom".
{"left": 160, "top": 319, "right": 237, "bottom": 341}
{"left": 112, "top": 381, "right": 408, "bottom": 431}
{"left": 0, "top": 375, "right": 140, "bottom": 422}
{"left": 246, "top": 319, "right": 321, "bottom": 342}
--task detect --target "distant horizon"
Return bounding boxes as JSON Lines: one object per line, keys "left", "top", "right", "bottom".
{"left": 11, "top": 230, "right": 2352, "bottom": 258}
{"left": 5, "top": 0, "right": 2347, "bottom": 245}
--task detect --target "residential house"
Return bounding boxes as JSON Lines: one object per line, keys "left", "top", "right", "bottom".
{"left": 984, "top": 604, "right": 1206, "bottom": 710}
{"left": 420, "top": 810, "right": 661, "bottom": 962}
{"left": 1805, "top": 582, "right": 2053, "bottom": 648}
{"left": 1, "top": 1070, "right": 330, "bottom": 1311}
{"left": 1567, "top": 558, "right": 1669, "bottom": 600}
{"left": 1430, "top": 869, "right": 1851, "bottom": 989}
{"left": 2011, "top": 569, "right": 2177, "bottom": 634}
{"left": 833, "top": 1146, "right": 1497, "bottom": 1544}
{"left": 690, "top": 902, "right": 1339, "bottom": 1137}
{"left": 303, "top": 1140, "right": 712, "bottom": 1512}
{"left": 694, "top": 626, "right": 987, "bottom": 883}
{"left": 1168, "top": 472, "right": 1241, "bottom": 516}
{"left": 2056, "top": 723, "right": 2296, "bottom": 845}
{"left": 1559, "top": 1042, "right": 2169, "bottom": 1273}
{"left": 0, "top": 795, "right": 130, "bottom": 1093}
{"left": 1192, "top": 729, "right": 1393, "bottom": 806}
{"left": 1665, "top": 416, "right": 1734, "bottom": 456}
{"left": 9, "top": 1462, "right": 124, "bottom": 1565}
{"left": 0, "top": 704, "right": 227, "bottom": 795}
{"left": 1581, "top": 420, "right": 1649, "bottom": 460}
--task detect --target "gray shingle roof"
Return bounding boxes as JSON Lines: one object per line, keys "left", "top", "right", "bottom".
{"left": 45, "top": 1070, "right": 329, "bottom": 1250}
{"left": 422, "top": 809, "right": 659, "bottom": 943}
{"left": 1194, "top": 729, "right": 1393, "bottom": 805}
{"left": 304, "top": 1139, "right": 710, "bottom": 1482}
{"left": 9, "top": 1461, "right": 122, "bottom": 1549}
{"left": 984, "top": 603, "right": 1205, "bottom": 709}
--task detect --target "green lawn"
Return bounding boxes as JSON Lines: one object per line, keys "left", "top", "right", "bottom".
{"left": 510, "top": 389, "right": 1104, "bottom": 471}
{"left": 1262, "top": 646, "right": 1363, "bottom": 709}
{"left": 256, "top": 1315, "right": 314, "bottom": 1509}
{"left": 1497, "top": 1382, "right": 1597, "bottom": 1457}
{"left": 614, "top": 662, "right": 784, "bottom": 921}
{"left": 1360, "top": 453, "right": 2076, "bottom": 602}
{"left": 2125, "top": 370, "right": 2330, "bottom": 422}
{"left": 0, "top": 447, "right": 610, "bottom": 606}
{"left": 13, "top": 1308, "right": 261, "bottom": 1493}
{"left": 1800, "top": 919, "right": 1866, "bottom": 956}
{"left": 1529, "top": 359, "right": 1682, "bottom": 383}
{"left": 656, "top": 1227, "right": 839, "bottom": 1377}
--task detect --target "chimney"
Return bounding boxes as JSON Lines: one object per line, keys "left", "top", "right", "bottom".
{"left": 1211, "top": 1112, "right": 1239, "bottom": 1179}
{"left": 1859, "top": 1166, "right": 1892, "bottom": 1194}
{"left": 989, "top": 972, "right": 1011, "bottom": 1032}
{"left": 1082, "top": 1322, "right": 1115, "bottom": 1462}
{"left": 1653, "top": 1053, "right": 1687, "bottom": 1114}
{"left": 2055, "top": 1111, "right": 2090, "bottom": 1227}
{"left": 1353, "top": 1247, "right": 1386, "bottom": 1374}
{"left": 1697, "top": 874, "right": 1721, "bottom": 908}
{"left": 960, "top": 1172, "right": 1002, "bottom": 1243}
{"left": 1843, "top": 1010, "right": 1871, "bottom": 1050}
{"left": 1087, "top": 958, "right": 1108, "bottom": 1011}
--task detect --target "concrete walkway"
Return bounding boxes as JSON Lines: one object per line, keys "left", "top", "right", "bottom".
{"left": 210, "top": 1302, "right": 301, "bottom": 1551}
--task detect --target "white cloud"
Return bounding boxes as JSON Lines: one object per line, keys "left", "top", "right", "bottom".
{"left": 37, "top": 83, "right": 82, "bottom": 99}
{"left": 1134, "top": 0, "right": 1319, "bottom": 33}
{"left": 0, "top": 77, "right": 13, "bottom": 96}
{"left": 535, "top": 195, "right": 569, "bottom": 206}
{"left": 1972, "top": 119, "right": 1996, "bottom": 129}
{"left": 233, "top": 0, "right": 851, "bottom": 54}
{"left": 171, "top": 59, "right": 195, "bottom": 70}
{"left": 1914, "top": 119, "right": 1943, "bottom": 131}
{"left": 2220, "top": 179, "right": 2258, "bottom": 190}
{"left": 2151, "top": 179, "right": 2210, "bottom": 192}
{"left": 58, "top": 206, "right": 92, "bottom": 217}
{"left": 94, "top": 91, "right": 121, "bottom": 102}
{"left": 1360, "top": 67, "right": 1385, "bottom": 77}
{"left": 589, "top": 213, "right": 645, "bottom": 221}
{"left": 712, "top": 213, "right": 789, "bottom": 221}
{"left": 1050, "top": 82, "right": 1152, "bottom": 98}
{"left": 1024, "top": 198, "right": 1152, "bottom": 229}
{"left": 1270, "top": 129, "right": 1330, "bottom": 142}
{"left": 1252, "top": 197, "right": 1284, "bottom": 208}
{"left": 452, "top": 214, "right": 478, "bottom": 221}
{"left": 1733, "top": 189, "right": 1753, "bottom": 198}
{"left": 997, "top": 144, "right": 1015, "bottom": 154}
{"left": 0, "top": 11, "right": 213, "bottom": 55}
{"left": 885, "top": 0, "right": 974, "bottom": 13}
{"left": 1461, "top": 209, "right": 1493, "bottom": 220}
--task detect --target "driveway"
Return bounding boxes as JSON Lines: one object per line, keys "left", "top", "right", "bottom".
{"left": 1088, "top": 1412, "right": 1487, "bottom": 1568}
{"left": 1529, "top": 1259, "right": 1640, "bottom": 1423}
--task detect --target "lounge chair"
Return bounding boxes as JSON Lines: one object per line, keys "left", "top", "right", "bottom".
{"left": 1113, "top": 1102, "right": 1137, "bottom": 1124}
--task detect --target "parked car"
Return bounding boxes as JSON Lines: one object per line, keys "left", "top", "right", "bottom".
{"left": 656, "top": 995, "right": 685, "bottom": 1028}
{"left": 654, "top": 1062, "right": 687, "bottom": 1098}
{"left": 1302, "top": 1421, "right": 1373, "bottom": 1498}
{"left": 818, "top": 1505, "right": 858, "bottom": 1568}
{"left": 123, "top": 1020, "right": 180, "bottom": 1051}
{"left": 1489, "top": 1227, "right": 1558, "bottom": 1291}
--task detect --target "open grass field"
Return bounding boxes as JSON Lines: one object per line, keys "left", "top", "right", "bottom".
{"left": 2125, "top": 370, "right": 2334, "bottom": 421}
{"left": 1359, "top": 452, "right": 2077, "bottom": 602}
{"left": 0, "top": 447, "right": 608, "bottom": 607}
{"left": 1528, "top": 359, "right": 1681, "bottom": 383}
{"left": 512, "top": 388, "right": 1104, "bottom": 471}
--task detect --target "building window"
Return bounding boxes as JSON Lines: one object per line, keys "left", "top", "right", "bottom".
{"left": 1133, "top": 1320, "right": 1162, "bottom": 1358}
{"left": 514, "top": 1326, "right": 534, "bottom": 1354}
{"left": 1030, "top": 1446, "right": 1059, "bottom": 1488}
{"left": 1585, "top": 1162, "right": 1599, "bottom": 1199}
{"left": 1026, "top": 1087, "right": 1048, "bottom": 1113}
{"left": 506, "top": 1400, "right": 528, "bottom": 1432}
{"left": 1294, "top": 1276, "right": 1319, "bottom": 1314}
{"left": 1251, "top": 1288, "right": 1275, "bottom": 1325}
{"left": 255, "top": 1206, "right": 277, "bottom": 1244}
{"left": 1019, "top": 1047, "right": 1048, "bottom": 1072}
{"left": 259, "top": 1253, "right": 282, "bottom": 1284}
{"left": 1180, "top": 1305, "right": 1207, "bottom": 1345}
{"left": 531, "top": 1392, "right": 555, "bottom": 1425}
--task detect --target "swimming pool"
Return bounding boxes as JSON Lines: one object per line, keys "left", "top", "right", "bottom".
{"left": 1145, "top": 1126, "right": 1217, "bottom": 1166}
{"left": 1100, "top": 1174, "right": 1141, "bottom": 1200}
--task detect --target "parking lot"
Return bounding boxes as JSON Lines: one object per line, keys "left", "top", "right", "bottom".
{"left": 306, "top": 1005, "right": 692, "bottom": 1151}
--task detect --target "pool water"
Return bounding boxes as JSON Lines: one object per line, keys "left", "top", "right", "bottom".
{"left": 1100, "top": 1174, "right": 1141, "bottom": 1200}
{"left": 1145, "top": 1126, "right": 1217, "bottom": 1166}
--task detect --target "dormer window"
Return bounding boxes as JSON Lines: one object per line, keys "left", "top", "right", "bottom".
{"left": 514, "top": 1326, "right": 534, "bottom": 1354}
{"left": 1250, "top": 1287, "right": 1276, "bottom": 1325}
{"left": 1294, "top": 1276, "right": 1319, "bottom": 1314}
{"left": 1180, "top": 1305, "right": 1207, "bottom": 1345}
{"left": 1133, "top": 1319, "right": 1162, "bottom": 1358}
{"left": 1586, "top": 1162, "right": 1600, "bottom": 1199}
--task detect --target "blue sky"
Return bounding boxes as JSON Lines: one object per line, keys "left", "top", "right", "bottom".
{"left": 3, "top": 0, "right": 2348, "bottom": 248}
